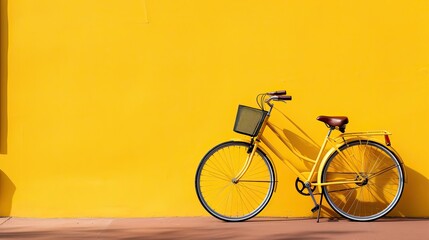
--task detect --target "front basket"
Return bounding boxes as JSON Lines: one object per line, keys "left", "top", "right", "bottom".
{"left": 233, "top": 105, "right": 268, "bottom": 137}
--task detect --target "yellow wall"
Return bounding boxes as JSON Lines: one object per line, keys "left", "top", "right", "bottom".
{"left": 0, "top": 0, "right": 428, "bottom": 217}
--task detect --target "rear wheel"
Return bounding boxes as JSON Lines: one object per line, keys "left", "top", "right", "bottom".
{"left": 322, "top": 140, "right": 404, "bottom": 221}
{"left": 195, "top": 141, "right": 275, "bottom": 222}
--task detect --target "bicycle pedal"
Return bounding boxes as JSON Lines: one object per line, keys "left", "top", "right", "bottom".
{"left": 311, "top": 205, "right": 320, "bottom": 213}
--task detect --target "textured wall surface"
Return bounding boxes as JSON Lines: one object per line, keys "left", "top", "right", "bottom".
{"left": 0, "top": 0, "right": 428, "bottom": 217}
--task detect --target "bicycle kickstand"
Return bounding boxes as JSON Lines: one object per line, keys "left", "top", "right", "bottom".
{"left": 305, "top": 182, "right": 322, "bottom": 223}
{"left": 316, "top": 191, "right": 324, "bottom": 223}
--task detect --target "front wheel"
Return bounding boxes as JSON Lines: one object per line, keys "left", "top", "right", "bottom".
{"left": 195, "top": 141, "right": 275, "bottom": 222}
{"left": 322, "top": 140, "right": 405, "bottom": 221}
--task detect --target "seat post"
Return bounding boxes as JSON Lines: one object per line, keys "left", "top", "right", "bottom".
{"left": 312, "top": 128, "right": 334, "bottom": 166}
{"left": 327, "top": 127, "right": 334, "bottom": 137}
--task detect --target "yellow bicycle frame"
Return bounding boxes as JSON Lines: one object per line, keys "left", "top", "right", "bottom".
{"left": 233, "top": 109, "right": 398, "bottom": 193}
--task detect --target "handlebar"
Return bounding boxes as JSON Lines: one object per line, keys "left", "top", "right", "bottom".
{"left": 257, "top": 90, "right": 292, "bottom": 110}
{"left": 265, "top": 90, "right": 292, "bottom": 103}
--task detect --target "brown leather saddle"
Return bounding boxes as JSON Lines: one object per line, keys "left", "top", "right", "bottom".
{"left": 317, "top": 116, "right": 349, "bottom": 133}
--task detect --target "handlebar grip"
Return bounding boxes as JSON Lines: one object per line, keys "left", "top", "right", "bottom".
{"left": 264, "top": 95, "right": 292, "bottom": 103}
{"left": 267, "top": 90, "right": 287, "bottom": 96}
{"left": 276, "top": 95, "right": 292, "bottom": 101}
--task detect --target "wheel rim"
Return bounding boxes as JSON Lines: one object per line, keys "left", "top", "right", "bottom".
{"left": 322, "top": 141, "right": 404, "bottom": 221}
{"left": 196, "top": 142, "right": 275, "bottom": 221}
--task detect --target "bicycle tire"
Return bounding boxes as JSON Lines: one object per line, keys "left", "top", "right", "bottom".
{"left": 195, "top": 141, "right": 275, "bottom": 222}
{"left": 322, "top": 140, "right": 404, "bottom": 221}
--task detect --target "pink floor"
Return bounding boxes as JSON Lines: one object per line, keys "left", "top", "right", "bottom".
{"left": 0, "top": 217, "right": 428, "bottom": 239}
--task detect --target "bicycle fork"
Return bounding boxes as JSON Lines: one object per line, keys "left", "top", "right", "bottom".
{"left": 232, "top": 140, "right": 259, "bottom": 183}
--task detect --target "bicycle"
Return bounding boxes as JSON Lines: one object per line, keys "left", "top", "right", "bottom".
{"left": 195, "top": 90, "right": 405, "bottom": 222}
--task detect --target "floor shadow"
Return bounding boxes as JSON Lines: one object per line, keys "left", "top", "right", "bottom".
{"left": 0, "top": 227, "right": 365, "bottom": 240}
{"left": 0, "top": 217, "right": 427, "bottom": 239}
{"left": 376, "top": 217, "right": 429, "bottom": 222}
{"left": 0, "top": 0, "right": 7, "bottom": 154}
{"left": 246, "top": 217, "right": 312, "bottom": 223}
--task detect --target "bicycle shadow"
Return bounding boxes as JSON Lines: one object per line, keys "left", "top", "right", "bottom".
{"left": 270, "top": 114, "right": 338, "bottom": 217}
{"left": 282, "top": 129, "right": 320, "bottom": 161}
{"left": 273, "top": 115, "right": 425, "bottom": 219}
{"left": 273, "top": 111, "right": 321, "bottom": 169}
{"left": 392, "top": 165, "right": 428, "bottom": 218}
